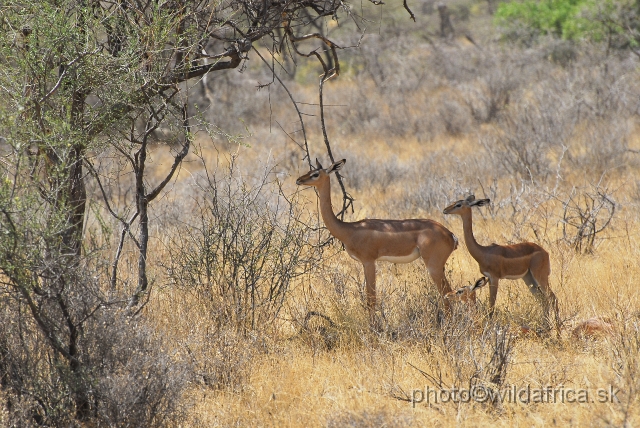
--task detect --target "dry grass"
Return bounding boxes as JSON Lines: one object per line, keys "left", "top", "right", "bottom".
{"left": 4, "top": 3, "right": 640, "bottom": 426}
{"left": 70, "top": 21, "right": 640, "bottom": 425}
{"left": 134, "top": 128, "right": 640, "bottom": 426}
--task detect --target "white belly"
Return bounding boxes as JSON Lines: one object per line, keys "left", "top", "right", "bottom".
{"left": 503, "top": 273, "right": 527, "bottom": 280}
{"left": 482, "top": 271, "right": 527, "bottom": 280}
{"left": 348, "top": 252, "right": 361, "bottom": 262}
{"left": 377, "top": 248, "right": 420, "bottom": 264}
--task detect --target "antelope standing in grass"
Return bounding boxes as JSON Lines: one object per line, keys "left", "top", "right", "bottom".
{"left": 443, "top": 195, "right": 559, "bottom": 331}
{"left": 296, "top": 159, "right": 459, "bottom": 325}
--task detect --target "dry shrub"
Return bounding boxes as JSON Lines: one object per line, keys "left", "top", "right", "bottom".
{"left": 182, "top": 326, "right": 257, "bottom": 392}
{"left": 340, "top": 153, "right": 411, "bottom": 191}
{"left": 606, "top": 316, "right": 640, "bottom": 427}
{"left": 165, "top": 154, "right": 320, "bottom": 333}
{"left": 390, "top": 312, "right": 517, "bottom": 416}
{"left": 471, "top": 180, "right": 557, "bottom": 245}
{"left": 413, "top": 319, "right": 516, "bottom": 407}
{"left": 567, "top": 120, "right": 631, "bottom": 177}
{"left": 326, "top": 408, "right": 415, "bottom": 428}
{"left": 337, "top": 147, "right": 489, "bottom": 214}
{"left": 560, "top": 184, "right": 616, "bottom": 254}
{"left": 480, "top": 94, "right": 573, "bottom": 181}
{"left": 456, "top": 49, "right": 532, "bottom": 123}
{"left": 298, "top": 311, "right": 340, "bottom": 351}
{"left": 437, "top": 95, "right": 473, "bottom": 136}
{"left": 289, "top": 259, "right": 373, "bottom": 352}
{"left": 0, "top": 300, "right": 190, "bottom": 427}
{"left": 542, "top": 39, "right": 578, "bottom": 66}
{"left": 389, "top": 272, "right": 445, "bottom": 343}
{"left": 85, "top": 310, "right": 190, "bottom": 426}
{"left": 402, "top": 153, "right": 491, "bottom": 213}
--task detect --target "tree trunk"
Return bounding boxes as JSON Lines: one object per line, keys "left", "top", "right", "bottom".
{"left": 487, "top": 0, "right": 496, "bottom": 15}
{"left": 438, "top": 3, "right": 455, "bottom": 39}
{"left": 63, "top": 145, "right": 87, "bottom": 256}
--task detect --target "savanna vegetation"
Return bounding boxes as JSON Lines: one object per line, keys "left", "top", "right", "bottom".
{"left": 1, "top": 0, "right": 640, "bottom": 425}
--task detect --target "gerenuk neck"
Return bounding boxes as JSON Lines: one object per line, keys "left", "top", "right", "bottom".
{"left": 316, "top": 178, "right": 351, "bottom": 242}
{"left": 460, "top": 208, "right": 486, "bottom": 261}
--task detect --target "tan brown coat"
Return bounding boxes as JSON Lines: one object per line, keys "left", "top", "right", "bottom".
{"left": 444, "top": 195, "right": 559, "bottom": 330}
{"left": 297, "top": 159, "right": 458, "bottom": 323}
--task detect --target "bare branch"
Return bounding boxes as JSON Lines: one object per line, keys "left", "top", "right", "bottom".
{"left": 319, "top": 72, "right": 353, "bottom": 218}
{"left": 146, "top": 104, "right": 192, "bottom": 202}
{"left": 253, "top": 46, "right": 312, "bottom": 167}
{"left": 403, "top": 0, "right": 416, "bottom": 22}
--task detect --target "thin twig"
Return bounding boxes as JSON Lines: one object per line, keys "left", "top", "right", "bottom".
{"left": 253, "top": 46, "right": 312, "bottom": 167}
{"left": 319, "top": 72, "right": 354, "bottom": 219}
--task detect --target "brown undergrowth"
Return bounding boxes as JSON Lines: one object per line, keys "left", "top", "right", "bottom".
{"left": 131, "top": 129, "right": 640, "bottom": 426}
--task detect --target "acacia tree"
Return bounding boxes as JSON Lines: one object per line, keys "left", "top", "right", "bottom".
{"left": 0, "top": 0, "right": 411, "bottom": 423}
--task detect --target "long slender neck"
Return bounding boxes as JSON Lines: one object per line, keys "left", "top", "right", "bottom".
{"left": 316, "top": 178, "right": 350, "bottom": 242}
{"left": 460, "top": 208, "right": 486, "bottom": 261}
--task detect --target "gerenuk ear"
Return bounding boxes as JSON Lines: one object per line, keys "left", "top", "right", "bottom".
{"left": 315, "top": 158, "right": 324, "bottom": 170}
{"left": 471, "top": 277, "right": 488, "bottom": 291}
{"left": 465, "top": 195, "right": 476, "bottom": 203}
{"left": 471, "top": 198, "right": 491, "bottom": 207}
{"left": 326, "top": 159, "right": 346, "bottom": 174}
